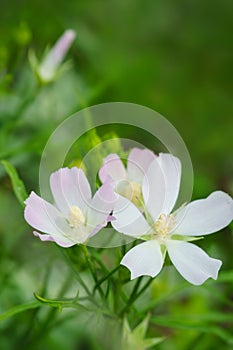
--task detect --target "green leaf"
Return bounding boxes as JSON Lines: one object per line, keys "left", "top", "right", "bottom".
{"left": 133, "top": 313, "right": 150, "bottom": 338}
{"left": 34, "top": 292, "right": 82, "bottom": 312}
{"left": 150, "top": 316, "right": 233, "bottom": 345}
{"left": 0, "top": 301, "right": 40, "bottom": 322}
{"left": 1, "top": 160, "right": 28, "bottom": 207}
{"left": 123, "top": 315, "right": 165, "bottom": 349}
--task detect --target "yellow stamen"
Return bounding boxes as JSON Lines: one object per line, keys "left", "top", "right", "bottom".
{"left": 153, "top": 213, "right": 175, "bottom": 240}
{"left": 116, "top": 180, "right": 143, "bottom": 208}
{"left": 68, "top": 206, "right": 85, "bottom": 229}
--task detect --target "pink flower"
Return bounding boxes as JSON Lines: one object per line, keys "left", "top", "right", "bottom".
{"left": 111, "top": 153, "right": 233, "bottom": 285}
{"left": 29, "top": 29, "right": 76, "bottom": 83}
{"left": 99, "top": 148, "right": 156, "bottom": 208}
{"left": 24, "top": 167, "right": 116, "bottom": 247}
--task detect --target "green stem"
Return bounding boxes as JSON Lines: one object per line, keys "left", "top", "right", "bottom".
{"left": 93, "top": 265, "right": 121, "bottom": 293}
{"left": 81, "top": 245, "right": 106, "bottom": 301}
{"left": 119, "top": 277, "right": 153, "bottom": 317}
{"left": 59, "top": 247, "right": 93, "bottom": 299}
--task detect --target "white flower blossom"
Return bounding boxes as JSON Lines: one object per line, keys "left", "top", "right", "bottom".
{"left": 111, "top": 153, "right": 233, "bottom": 285}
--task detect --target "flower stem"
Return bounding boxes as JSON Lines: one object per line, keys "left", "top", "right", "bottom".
{"left": 81, "top": 245, "right": 106, "bottom": 301}
{"left": 59, "top": 247, "right": 93, "bottom": 299}
{"left": 119, "top": 277, "right": 153, "bottom": 317}
{"left": 93, "top": 265, "right": 121, "bottom": 294}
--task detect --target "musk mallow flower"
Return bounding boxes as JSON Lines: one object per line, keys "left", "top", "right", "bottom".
{"left": 24, "top": 167, "right": 116, "bottom": 247}
{"left": 111, "top": 153, "right": 233, "bottom": 285}
{"left": 99, "top": 148, "right": 156, "bottom": 208}
{"left": 29, "top": 29, "right": 76, "bottom": 84}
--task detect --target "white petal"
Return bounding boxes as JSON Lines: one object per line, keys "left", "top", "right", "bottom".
{"left": 173, "top": 191, "right": 233, "bottom": 236}
{"left": 24, "top": 192, "right": 72, "bottom": 239}
{"left": 121, "top": 240, "right": 164, "bottom": 279}
{"left": 50, "top": 167, "right": 92, "bottom": 217}
{"left": 166, "top": 240, "right": 222, "bottom": 285}
{"left": 33, "top": 231, "right": 75, "bottom": 248}
{"left": 157, "top": 153, "right": 181, "bottom": 214}
{"left": 111, "top": 195, "right": 151, "bottom": 237}
{"left": 87, "top": 180, "right": 117, "bottom": 233}
{"left": 142, "top": 154, "right": 181, "bottom": 221}
{"left": 99, "top": 153, "right": 126, "bottom": 183}
{"left": 127, "top": 148, "right": 156, "bottom": 184}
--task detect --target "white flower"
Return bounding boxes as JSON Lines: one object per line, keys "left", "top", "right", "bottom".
{"left": 24, "top": 167, "right": 116, "bottom": 247}
{"left": 111, "top": 153, "right": 233, "bottom": 285}
{"left": 99, "top": 148, "right": 156, "bottom": 208}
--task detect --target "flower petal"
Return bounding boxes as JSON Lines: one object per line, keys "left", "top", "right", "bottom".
{"left": 157, "top": 153, "right": 181, "bottom": 214}
{"left": 142, "top": 153, "right": 181, "bottom": 220}
{"left": 173, "top": 191, "right": 233, "bottom": 236}
{"left": 127, "top": 148, "right": 156, "bottom": 184}
{"left": 166, "top": 240, "right": 222, "bottom": 285}
{"left": 87, "top": 180, "right": 117, "bottom": 234}
{"left": 99, "top": 154, "right": 127, "bottom": 183}
{"left": 33, "top": 231, "right": 75, "bottom": 248}
{"left": 111, "top": 195, "right": 151, "bottom": 237}
{"left": 50, "top": 167, "right": 92, "bottom": 217}
{"left": 121, "top": 240, "right": 164, "bottom": 279}
{"left": 24, "top": 192, "right": 71, "bottom": 239}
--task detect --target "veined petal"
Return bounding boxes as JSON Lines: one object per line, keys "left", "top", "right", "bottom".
{"left": 111, "top": 195, "right": 151, "bottom": 237}
{"left": 24, "top": 192, "right": 71, "bottom": 238}
{"left": 127, "top": 148, "right": 156, "bottom": 184}
{"left": 87, "top": 180, "right": 116, "bottom": 233}
{"left": 173, "top": 191, "right": 233, "bottom": 236}
{"left": 121, "top": 240, "right": 164, "bottom": 279}
{"left": 142, "top": 158, "right": 165, "bottom": 222}
{"left": 166, "top": 240, "right": 222, "bottom": 285}
{"left": 157, "top": 153, "right": 181, "bottom": 214}
{"left": 50, "top": 167, "right": 92, "bottom": 217}
{"left": 142, "top": 154, "right": 181, "bottom": 221}
{"left": 33, "top": 231, "right": 75, "bottom": 248}
{"left": 99, "top": 154, "right": 127, "bottom": 183}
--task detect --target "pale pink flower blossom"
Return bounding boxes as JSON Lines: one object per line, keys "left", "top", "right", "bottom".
{"left": 24, "top": 167, "right": 116, "bottom": 247}
{"left": 99, "top": 148, "right": 156, "bottom": 208}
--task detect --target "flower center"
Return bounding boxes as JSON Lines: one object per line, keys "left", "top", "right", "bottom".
{"left": 153, "top": 213, "right": 175, "bottom": 240}
{"left": 128, "top": 181, "right": 142, "bottom": 207}
{"left": 116, "top": 180, "right": 142, "bottom": 207}
{"left": 67, "top": 206, "right": 85, "bottom": 229}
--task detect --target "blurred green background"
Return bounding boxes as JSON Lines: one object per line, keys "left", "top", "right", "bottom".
{"left": 0, "top": 0, "right": 233, "bottom": 349}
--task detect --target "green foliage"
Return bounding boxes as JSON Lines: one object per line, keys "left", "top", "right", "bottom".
{"left": 1, "top": 160, "right": 28, "bottom": 207}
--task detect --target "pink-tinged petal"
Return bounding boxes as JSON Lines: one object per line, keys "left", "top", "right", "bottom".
{"left": 99, "top": 154, "right": 127, "bottom": 183}
{"left": 111, "top": 195, "right": 151, "bottom": 237}
{"left": 166, "top": 240, "right": 222, "bottom": 285}
{"left": 127, "top": 148, "right": 156, "bottom": 184}
{"left": 50, "top": 167, "right": 92, "bottom": 217}
{"left": 121, "top": 240, "right": 164, "bottom": 279}
{"left": 142, "top": 154, "right": 181, "bottom": 221}
{"left": 173, "top": 191, "right": 233, "bottom": 236}
{"left": 47, "top": 29, "right": 76, "bottom": 68}
{"left": 39, "top": 29, "right": 76, "bottom": 82}
{"left": 87, "top": 180, "right": 117, "bottom": 234}
{"left": 24, "top": 192, "right": 70, "bottom": 237}
{"left": 33, "top": 231, "right": 75, "bottom": 248}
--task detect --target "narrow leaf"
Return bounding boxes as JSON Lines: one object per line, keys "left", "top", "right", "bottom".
{"left": 34, "top": 292, "right": 84, "bottom": 312}
{"left": 1, "top": 160, "right": 27, "bottom": 207}
{"left": 0, "top": 301, "right": 40, "bottom": 322}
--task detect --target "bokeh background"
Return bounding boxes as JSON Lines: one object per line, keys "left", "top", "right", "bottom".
{"left": 0, "top": 1, "right": 233, "bottom": 349}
